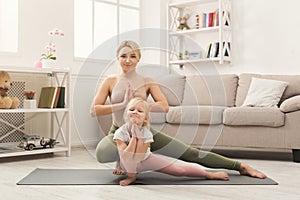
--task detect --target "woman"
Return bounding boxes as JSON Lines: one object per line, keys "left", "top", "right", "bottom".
{"left": 91, "top": 40, "right": 266, "bottom": 179}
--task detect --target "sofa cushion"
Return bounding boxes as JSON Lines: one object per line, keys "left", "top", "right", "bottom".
{"left": 223, "top": 107, "right": 284, "bottom": 127}
{"left": 182, "top": 74, "right": 238, "bottom": 107}
{"left": 166, "top": 106, "right": 226, "bottom": 125}
{"left": 236, "top": 74, "right": 300, "bottom": 106}
{"left": 149, "top": 75, "right": 186, "bottom": 106}
{"left": 242, "top": 77, "right": 288, "bottom": 107}
{"left": 150, "top": 112, "right": 166, "bottom": 124}
{"left": 280, "top": 95, "right": 300, "bottom": 113}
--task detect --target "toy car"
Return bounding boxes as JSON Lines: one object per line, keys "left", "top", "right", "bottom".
{"left": 18, "top": 135, "right": 59, "bottom": 151}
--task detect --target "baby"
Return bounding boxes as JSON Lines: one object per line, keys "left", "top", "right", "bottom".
{"left": 113, "top": 97, "right": 229, "bottom": 186}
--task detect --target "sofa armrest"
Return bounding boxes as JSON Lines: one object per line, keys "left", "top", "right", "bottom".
{"left": 280, "top": 95, "right": 300, "bottom": 113}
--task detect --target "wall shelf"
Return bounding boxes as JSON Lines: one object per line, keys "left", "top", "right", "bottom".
{"left": 167, "top": 0, "right": 232, "bottom": 67}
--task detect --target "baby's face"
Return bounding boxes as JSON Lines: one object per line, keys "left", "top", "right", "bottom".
{"left": 127, "top": 102, "right": 147, "bottom": 127}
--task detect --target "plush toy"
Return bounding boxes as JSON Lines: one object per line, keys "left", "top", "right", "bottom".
{"left": 177, "top": 14, "right": 190, "bottom": 30}
{"left": 0, "top": 71, "right": 20, "bottom": 109}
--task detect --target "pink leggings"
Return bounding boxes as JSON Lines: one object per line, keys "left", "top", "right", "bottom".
{"left": 121, "top": 153, "right": 208, "bottom": 178}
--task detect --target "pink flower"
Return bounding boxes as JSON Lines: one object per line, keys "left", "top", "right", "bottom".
{"left": 45, "top": 42, "right": 56, "bottom": 53}
{"left": 41, "top": 28, "right": 64, "bottom": 61}
{"left": 48, "top": 28, "right": 64, "bottom": 37}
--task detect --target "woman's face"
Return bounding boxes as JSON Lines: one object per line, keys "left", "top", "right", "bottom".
{"left": 118, "top": 46, "right": 139, "bottom": 73}
{"left": 127, "top": 102, "right": 147, "bottom": 127}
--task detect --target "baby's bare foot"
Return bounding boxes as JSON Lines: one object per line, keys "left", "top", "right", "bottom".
{"left": 113, "top": 168, "right": 126, "bottom": 175}
{"left": 239, "top": 163, "right": 267, "bottom": 179}
{"left": 206, "top": 171, "right": 229, "bottom": 181}
{"left": 119, "top": 176, "right": 136, "bottom": 186}
{"left": 113, "top": 161, "right": 126, "bottom": 175}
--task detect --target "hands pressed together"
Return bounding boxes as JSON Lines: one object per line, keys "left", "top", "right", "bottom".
{"left": 122, "top": 83, "right": 134, "bottom": 107}
{"left": 130, "top": 123, "right": 143, "bottom": 139}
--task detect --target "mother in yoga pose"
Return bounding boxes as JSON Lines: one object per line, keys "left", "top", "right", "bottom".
{"left": 90, "top": 40, "right": 266, "bottom": 179}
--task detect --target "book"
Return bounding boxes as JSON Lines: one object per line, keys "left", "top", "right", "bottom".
{"left": 38, "top": 87, "right": 57, "bottom": 108}
{"left": 208, "top": 12, "right": 214, "bottom": 27}
{"left": 53, "top": 87, "right": 61, "bottom": 108}
{"left": 223, "top": 42, "right": 231, "bottom": 57}
{"left": 209, "top": 42, "right": 216, "bottom": 58}
{"left": 56, "top": 87, "right": 65, "bottom": 108}
{"left": 213, "top": 10, "right": 219, "bottom": 26}
{"left": 213, "top": 42, "right": 220, "bottom": 57}
{"left": 206, "top": 43, "right": 212, "bottom": 58}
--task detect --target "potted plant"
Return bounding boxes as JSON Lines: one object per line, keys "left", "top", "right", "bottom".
{"left": 184, "top": 50, "right": 189, "bottom": 59}
{"left": 34, "top": 28, "right": 64, "bottom": 68}
{"left": 178, "top": 52, "right": 183, "bottom": 60}
{"left": 23, "top": 91, "right": 36, "bottom": 109}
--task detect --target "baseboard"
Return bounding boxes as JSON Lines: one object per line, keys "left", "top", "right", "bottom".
{"left": 210, "top": 147, "right": 293, "bottom": 161}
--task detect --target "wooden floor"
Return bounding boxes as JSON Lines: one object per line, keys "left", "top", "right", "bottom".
{"left": 1, "top": 147, "right": 300, "bottom": 200}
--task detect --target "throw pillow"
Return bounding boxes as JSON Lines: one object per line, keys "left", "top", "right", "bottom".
{"left": 242, "top": 77, "right": 288, "bottom": 107}
{"left": 148, "top": 75, "right": 186, "bottom": 106}
{"left": 279, "top": 95, "right": 300, "bottom": 112}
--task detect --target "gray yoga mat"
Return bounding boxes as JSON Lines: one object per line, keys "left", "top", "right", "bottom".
{"left": 17, "top": 168, "right": 278, "bottom": 185}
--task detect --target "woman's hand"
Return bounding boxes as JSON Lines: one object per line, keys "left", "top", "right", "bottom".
{"left": 146, "top": 77, "right": 169, "bottom": 113}
{"left": 122, "top": 83, "right": 134, "bottom": 106}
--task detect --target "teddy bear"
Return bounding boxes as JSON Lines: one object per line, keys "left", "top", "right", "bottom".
{"left": 177, "top": 14, "right": 190, "bottom": 30}
{"left": 0, "top": 71, "right": 20, "bottom": 109}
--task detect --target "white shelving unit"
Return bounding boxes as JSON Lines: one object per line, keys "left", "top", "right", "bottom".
{"left": 0, "top": 66, "right": 71, "bottom": 158}
{"left": 167, "top": 0, "right": 231, "bottom": 67}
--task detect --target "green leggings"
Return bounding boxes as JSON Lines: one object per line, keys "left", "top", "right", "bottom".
{"left": 95, "top": 125, "right": 241, "bottom": 171}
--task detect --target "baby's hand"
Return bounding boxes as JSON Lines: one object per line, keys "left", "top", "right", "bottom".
{"left": 131, "top": 123, "right": 137, "bottom": 138}
{"left": 131, "top": 123, "right": 139, "bottom": 138}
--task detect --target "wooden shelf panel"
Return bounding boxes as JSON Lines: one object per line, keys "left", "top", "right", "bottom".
{"left": 169, "top": 56, "right": 231, "bottom": 64}
{"left": 0, "top": 146, "right": 69, "bottom": 158}
{"left": 0, "top": 66, "right": 70, "bottom": 74}
{"left": 169, "top": 0, "right": 217, "bottom": 8}
{"left": 0, "top": 108, "right": 69, "bottom": 113}
{"left": 169, "top": 26, "right": 230, "bottom": 35}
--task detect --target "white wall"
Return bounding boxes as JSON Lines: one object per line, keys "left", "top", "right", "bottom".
{"left": 229, "top": 0, "right": 300, "bottom": 74}
{"left": 1, "top": 0, "right": 300, "bottom": 146}
{"left": 1, "top": 0, "right": 300, "bottom": 74}
{"left": 0, "top": 0, "right": 76, "bottom": 70}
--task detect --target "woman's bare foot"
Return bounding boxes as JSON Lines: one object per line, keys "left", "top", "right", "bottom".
{"left": 206, "top": 171, "right": 229, "bottom": 181}
{"left": 239, "top": 163, "right": 267, "bottom": 179}
{"left": 113, "top": 161, "right": 126, "bottom": 175}
{"left": 119, "top": 175, "right": 136, "bottom": 186}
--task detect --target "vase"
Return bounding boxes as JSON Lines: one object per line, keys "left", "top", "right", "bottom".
{"left": 23, "top": 99, "right": 37, "bottom": 109}
{"left": 42, "top": 59, "right": 57, "bottom": 68}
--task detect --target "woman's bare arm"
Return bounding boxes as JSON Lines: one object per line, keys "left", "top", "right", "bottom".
{"left": 146, "top": 78, "right": 169, "bottom": 112}
{"left": 90, "top": 77, "right": 132, "bottom": 117}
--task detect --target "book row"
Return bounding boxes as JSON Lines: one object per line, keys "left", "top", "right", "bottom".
{"left": 195, "top": 10, "right": 230, "bottom": 29}
{"left": 38, "top": 87, "right": 65, "bottom": 109}
{"left": 196, "top": 11, "right": 219, "bottom": 28}
{"left": 206, "top": 41, "right": 230, "bottom": 58}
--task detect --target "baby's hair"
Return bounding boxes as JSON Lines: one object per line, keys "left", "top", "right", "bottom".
{"left": 116, "top": 40, "right": 141, "bottom": 60}
{"left": 124, "top": 97, "right": 150, "bottom": 128}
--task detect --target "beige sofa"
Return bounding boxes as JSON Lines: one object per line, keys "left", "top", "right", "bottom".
{"left": 98, "top": 73, "right": 300, "bottom": 162}
{"left": 147, "top": 73, "right": 300, "bottom": 162}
